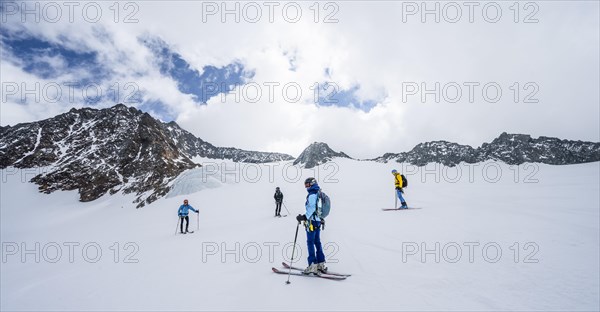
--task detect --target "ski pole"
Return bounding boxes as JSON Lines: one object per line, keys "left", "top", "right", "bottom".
{"left": 286, "top": 222, "right": 301, "bottom": 285}
{"left": 394, "top": 189, "right": 398, "bottom": 209}
{"left": 197, "top": 212, "right": 200, "bottom": 231}
{"left": 282, "top": 202, "right": 291, "bottom": 216}
{"left": 175, "top": 217, "right": 180, "bottom": 235}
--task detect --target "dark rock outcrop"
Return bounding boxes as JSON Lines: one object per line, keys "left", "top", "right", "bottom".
{"left": 0, "top": 104, "right": 293, "bottom": 207}
{"left": 372, "top": 132, "right": 600, "bottom": 166}
{"left": 293, "top": 142, "right": 351, "bottom": 169}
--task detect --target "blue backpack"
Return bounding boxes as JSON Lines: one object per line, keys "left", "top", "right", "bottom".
{"left": 316, "top": 190, "right": 331, "bottom": 219}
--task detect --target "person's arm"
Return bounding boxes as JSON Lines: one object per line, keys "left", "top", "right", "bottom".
{"left": 178, "top": 205, "right": 183, "bottom": 216}
{"left": 190, "top": 205, "right": 199, "bottom": 213}
{"left": 305, "top": 194, "right": 317, "bottom": 219}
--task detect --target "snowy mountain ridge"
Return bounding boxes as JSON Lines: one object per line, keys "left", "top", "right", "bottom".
{"left": 371, "top": 132, "right": 600, "bottom": 166}
{"left": 1, "top": 104, "right": 598, "bottom": 206}
{"left": 0, "top": 104, "right": 293, "bottom": 207}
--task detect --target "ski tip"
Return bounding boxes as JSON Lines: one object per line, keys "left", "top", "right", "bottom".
{"left": 319, "top": 274, "right": 347, "bottom": 280}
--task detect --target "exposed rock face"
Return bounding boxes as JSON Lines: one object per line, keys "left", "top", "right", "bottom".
{"left": 293, "top": 142, "right": 351, "bottom": 169}
{"left": 0, "top": 104, "right": 293, "bottom": 207}
{"left": 372, "top": 132, "right": 600, "bottom": 167}
{"left": 477, "top": 132, "right": 600, "bottom": 165}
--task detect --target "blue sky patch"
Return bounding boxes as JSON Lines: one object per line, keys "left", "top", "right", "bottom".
{"left": 139, "top": 100, "right": 178, "bottom": 122}
{"left": 140, "top": 36, "right": 252, "bottom": 103}
{"left": 1, "top": 32, "right": 110, "bottom": 85}
{"left": 316, "top": 83, "right": 379, "bottom": 112}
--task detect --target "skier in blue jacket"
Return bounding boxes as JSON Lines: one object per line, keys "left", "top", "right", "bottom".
{"left": 296, "top": 177, "right": 327, "bottom": 274}
{"left": 178, "top": 199, "right": 198, "bottom": 234}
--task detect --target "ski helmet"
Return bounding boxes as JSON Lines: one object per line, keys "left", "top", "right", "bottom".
{"left": 276, "top": 187, "right": 280, "bottom": 190}
{"left": 391, "top": 169, "right": 398, "bottom": 174}
{"left": 304, "top": 177, "right": 316, "bottom": 186}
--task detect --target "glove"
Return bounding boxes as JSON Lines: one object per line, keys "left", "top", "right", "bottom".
{"left": 395, "top": 186, "right": 400, "bottom": 191}
{"left": 196, "top": 210, "right": 200, "bottom": 214}
{"left": 296, "top": 214, "right": 307, "bottom": 222}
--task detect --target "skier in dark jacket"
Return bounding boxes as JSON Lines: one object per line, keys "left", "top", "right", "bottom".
{"left": 274, "top": 187, "right": 284, "bottom": 217}
{"left": 296, "top": 177, "right": 327, "bottom": 274}
{"left": 178, "top": 199, "right": 198, "bottom": 234}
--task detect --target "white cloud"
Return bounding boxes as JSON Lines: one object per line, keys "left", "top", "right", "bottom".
{"left": 1, "top": 1, "right": 598, "bottom": 158}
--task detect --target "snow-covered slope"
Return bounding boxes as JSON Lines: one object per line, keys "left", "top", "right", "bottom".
{"left": 1, "top": 160, "right": 598, "bottom": 310}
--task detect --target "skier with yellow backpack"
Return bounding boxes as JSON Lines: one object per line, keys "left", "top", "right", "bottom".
{"left": 392, "top": 169, "right": 408, "bottom": 209}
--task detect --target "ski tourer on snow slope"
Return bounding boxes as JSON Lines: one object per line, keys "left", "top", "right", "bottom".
{"left": 274, "top": 187, "right": 284, "bottom": 217}
{"left": 392, "top": 169, "right": 408, "bottom": 209}
{"left": 177, "top": 199, "right": 199, "bottom": 234}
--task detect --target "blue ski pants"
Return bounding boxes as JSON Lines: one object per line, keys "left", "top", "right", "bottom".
{"left": 306, "top": 221, "right": 325, "bottom": 265}
{"left": 396, "top": 188, "right": 406, "bottom": 203}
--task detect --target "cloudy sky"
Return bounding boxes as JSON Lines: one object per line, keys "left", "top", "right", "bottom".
{"left": 1, "top": 1, "right": 598, "bottom": 158}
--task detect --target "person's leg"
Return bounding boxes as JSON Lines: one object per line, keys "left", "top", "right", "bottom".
{"left": 396, "top": 188, "right": 404, "bottom": 202}
{"left": 184, "top": 216, "right": 190, "bottom": 232}
{"left": 396, "top": 189, "right": 407, "bottom": 207}
{"left": 401, "top": 191, "right": 408, "bottom": 207}
{"left": 314, "top": 222, "right": 325, "bottom": 264}
{"left": 277, "top": 202, "right": 282, "bottom": 216}
{"left": 180, "top": 217, "right": 184, "bottom": 233}
{"left": 313, "top": 223, "right": 327, "bottom": 272}
{"left": 306, "top": 227, "right": 317, "bottom": 265}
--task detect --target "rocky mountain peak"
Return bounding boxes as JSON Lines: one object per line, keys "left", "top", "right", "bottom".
{"left": 0, "top": 104, "right": 293, "bottom": 207}
{"left": 373, "top": 133, "right": 600, "bottom": 166}
{"left": 293, "top": 142, "right": 351, "bottom": 169}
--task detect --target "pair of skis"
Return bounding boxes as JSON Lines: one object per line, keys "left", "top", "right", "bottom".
{"left": 381, "top": 207, "right": 422, "bottom": 211}
{"left": 175, "top": 214, "right": 199, "bottom": 235}
{"left": 272, "top": 262, "right": 351, "bottom": 281}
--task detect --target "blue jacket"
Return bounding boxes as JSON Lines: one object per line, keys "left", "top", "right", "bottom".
{"left": 178, "top": 204, "right": 198, "bottom": 216}
{"left": 305, "top": 183, "right": 320, "bottom": 221}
